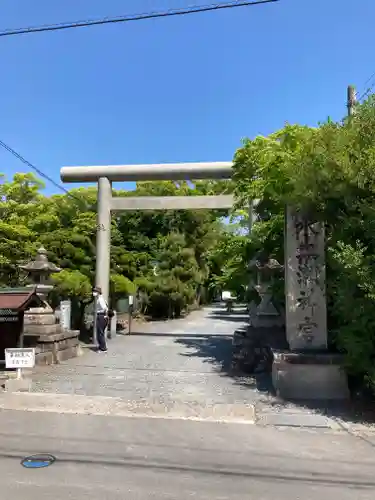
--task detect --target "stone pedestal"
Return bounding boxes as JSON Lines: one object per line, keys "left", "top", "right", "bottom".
{"left": 272, "top": 352, "right": 350, "bottom": 400}
{"left": 34, "top": 330, "right": 82, "bottom": 365}
{"left": 271, "top": 208, "right": 349, "bottom": 400}
{"left": 23, "top": 303, "right": 81, "bottom": 365}
{"left": 249, "top": 258, "right": 284, "bottom": 329}
{"left": 251, "top": 283, "right": 284, "bottom": 328}
{"left": 23, "top": 302, "right": 57, "bottom": 336}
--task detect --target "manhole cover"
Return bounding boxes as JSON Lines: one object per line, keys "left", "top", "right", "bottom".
{"left": 21, "top": 454, "right": 56, "bottom": 469}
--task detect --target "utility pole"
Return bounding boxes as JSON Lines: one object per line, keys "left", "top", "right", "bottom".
{"left": 347, "top": 85, "right": 357, "bottom": 117}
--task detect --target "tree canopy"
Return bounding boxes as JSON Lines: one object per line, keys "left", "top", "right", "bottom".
{"left": 0, "top": 173, "right": 242, "bottom": 325}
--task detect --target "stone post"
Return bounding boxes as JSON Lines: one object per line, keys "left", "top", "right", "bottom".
{"left": 60, "top": 300, "right": 72, "bottom": 331}
{"left": 271, "top": 207, "right": 349, "bottom": 400}
{"left": 110, "top": 310, "right": 117, "bottom": 338}
{"left": 285, "top": 207, "right": 327, "bottom": 350}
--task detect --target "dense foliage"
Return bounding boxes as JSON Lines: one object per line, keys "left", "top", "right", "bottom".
{"left": 7, "top": 95, "right": 375, "bottom": 390}
{"left": 232, "top": 95, "right": 375, "bottom": 389}
{"left": 0, "top": 174, "right": 242, "bottom": 327}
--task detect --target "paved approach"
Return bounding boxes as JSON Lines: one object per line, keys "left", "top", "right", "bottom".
{"left": 1, "top": 304, "right": 361, "bottom": 430}
{"left": 1, "top": 408, "right": 375, "bottom": 499}
{"left": 25, "top": 304, "right": 262, "bottom": 420}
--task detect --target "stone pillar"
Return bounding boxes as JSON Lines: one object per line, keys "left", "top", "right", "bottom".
{"left": 271, "top": 207, "right": 349, "bottom": 400}
{"left": 96, "top": 177, "right": 112, "bottom": 302}
{"left": 110, "top": 311, "right": 117, "bottom": 337}
{"left": 285, "top": 207, "right": 327, "bottom": 350}
{"left": 60, "top": 300, "right": 71, "bottom": 331}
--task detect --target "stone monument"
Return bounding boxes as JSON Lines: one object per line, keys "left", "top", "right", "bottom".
{"left": 272, "top": 208, "right": 349, "bottom": 399}
{"left": 18, "top": 246, "right": 81, "bottom": 365}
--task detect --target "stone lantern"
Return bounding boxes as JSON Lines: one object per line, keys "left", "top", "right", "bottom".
{"left": 19, "top": 246, "right": 61, "bottom": 299}
{"left": 249, "top": 256, "right": 284, "bottom": 328}
{"left": 18, "top": 246, "right": 61, "bottom": 334}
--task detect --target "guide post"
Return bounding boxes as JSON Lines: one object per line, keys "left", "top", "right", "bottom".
{"left": 92, "top": 294, "right": 98, "bottom": 347}
{"left": 128, "top": 295, "right": 134, "bottom": 334}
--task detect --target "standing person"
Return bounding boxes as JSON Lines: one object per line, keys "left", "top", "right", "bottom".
{"left": 93, "top": 286, "right": 108, "bottom": 352}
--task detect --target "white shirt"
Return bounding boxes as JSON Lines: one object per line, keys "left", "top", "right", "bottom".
{"left": 96, "top": 295, "right": 108, "bottom": 314}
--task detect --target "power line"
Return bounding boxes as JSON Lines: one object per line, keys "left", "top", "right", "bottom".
{"left": 361, "top": 70, "right": 375, "bottom": 92}
{"left": 0, "top": 0, "right": 279, "bottom": 38}
{"left": 0, "top": 0, "right": 278, "bottom": 198}
{"left": 0, "top": 139, "right": 87, "bottom": 207}
{"left": 357, "top": 83, "right": 375, "bottom": 103}
{"left": 356, "top": 70, "right": 375, "bottom": 102}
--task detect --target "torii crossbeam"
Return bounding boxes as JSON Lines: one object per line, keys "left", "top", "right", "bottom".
{"left": 60, "top": 162, "right": 233, "bottom": 301}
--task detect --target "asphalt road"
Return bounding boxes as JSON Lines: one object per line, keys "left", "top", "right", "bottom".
{"left": 1, "top": 409, "right": 375, "bottom": 499}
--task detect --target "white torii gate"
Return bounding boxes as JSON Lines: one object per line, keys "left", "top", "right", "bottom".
{"left": 60, "top": 162, "right": 233, "bottom": 301}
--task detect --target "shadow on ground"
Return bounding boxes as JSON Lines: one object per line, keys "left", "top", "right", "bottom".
{"left": 173, "top": 311, "right": 375, "bottom": 427}
{"left": 173, "top": 333, "right": 274, "bottom": 394}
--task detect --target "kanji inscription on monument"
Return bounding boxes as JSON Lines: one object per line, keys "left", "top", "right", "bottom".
{"left": 285, "top": 207, "right": 327, "bottom": 351}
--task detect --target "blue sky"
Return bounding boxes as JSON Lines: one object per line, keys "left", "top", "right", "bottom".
{"left": 0, "top": 0, "right": 373, "bottom": 195}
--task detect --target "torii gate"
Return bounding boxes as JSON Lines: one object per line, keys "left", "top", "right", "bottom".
{"left": 60, "top": 162, "right": 233, "bottom": 301}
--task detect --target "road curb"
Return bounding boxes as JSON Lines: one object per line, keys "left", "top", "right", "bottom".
{"left": 254, "top": 406, "right": 343, "bottom": 431}
{"left": 0, "top": 392, "right": 256, "bottom": 424}
{"left": 0, "top": 392, "right": 372, "bottom": 433}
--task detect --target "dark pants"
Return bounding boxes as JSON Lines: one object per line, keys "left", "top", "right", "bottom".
{"left": 97, "top": 314, "right": 108, "bottom": 351}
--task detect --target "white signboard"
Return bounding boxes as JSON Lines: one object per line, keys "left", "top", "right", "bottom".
{"left": 60, "top": 300, "right": 71, "bottom": 330}
{"left": 5, "top": 348, "right": 35, "bottom": 369}
{"left": 129, "top": 295, "right": 134, "bottom": 306}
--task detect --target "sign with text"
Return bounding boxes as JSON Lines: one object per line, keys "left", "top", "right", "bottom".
{"left": 5, "top": 348, "right": 35, "bottom": 369}
{"left": 0, "top": 309, "right": 19, "bottom": 323}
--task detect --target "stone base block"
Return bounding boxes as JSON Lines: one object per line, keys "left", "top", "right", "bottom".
{"left": 24, "top": 329, "right": 81, "bottom": 366}
{"left": 4, "top": 377, "right": 32, "bottom": 393}
{"left": 24, "top": 324, "right": 61, "bottom": 335}
{"left": 35, "top": 344, "right": 83, "bottom": 366}
{"left": 272, "top": 351, "right": 350, "bottom": 400}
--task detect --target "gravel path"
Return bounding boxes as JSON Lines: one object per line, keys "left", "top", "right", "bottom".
{"left": 30, "top": 304, "right": 266, "bottom": 410}
{"left": 9, "top": 304, "right": 373, "bottom": 431}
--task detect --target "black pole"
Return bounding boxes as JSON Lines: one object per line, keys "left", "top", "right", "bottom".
{"left": 128, "top": 304, "right": 132, "bottom": 334}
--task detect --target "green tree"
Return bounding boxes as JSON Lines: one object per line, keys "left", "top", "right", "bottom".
{"left": 0, "top": 172, "right": 228, "bottom": 323}
{"left": 230, "top": 95, "right": 375, "bottom": 390}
